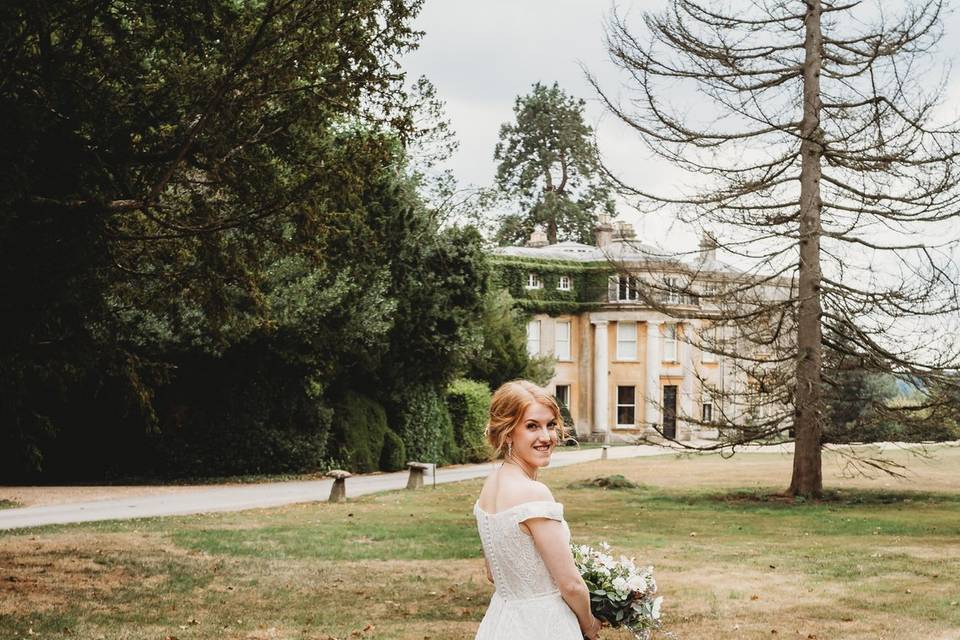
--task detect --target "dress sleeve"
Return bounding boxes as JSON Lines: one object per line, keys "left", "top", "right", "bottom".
{"left": 515, "top": 500, "right": 564, "bottom": 524}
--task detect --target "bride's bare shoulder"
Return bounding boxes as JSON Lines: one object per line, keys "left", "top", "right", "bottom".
{"left": 478, "top": 467, "right": 555, "bottom": 513}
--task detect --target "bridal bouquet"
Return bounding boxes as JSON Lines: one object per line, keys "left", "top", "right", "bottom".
{"left": 571, "top": 541, "right": 663, "bottom": 639}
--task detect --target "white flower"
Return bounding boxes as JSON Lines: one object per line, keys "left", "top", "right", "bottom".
{"left": 599, "top": 541, "right": 611, "bottom": 552}
{"left": 611, "top": 576, "right": 630, "bottom": 597}
{"left": 627, "top": 574, "right": 648, "bottom": 593}
{"left": 651, "top": 596, "right": 663, "bottom": 620}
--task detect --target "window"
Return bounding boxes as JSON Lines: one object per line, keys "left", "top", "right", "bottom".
{"left": 663, "top": 324, "right": 678, "bottom": 362}
{"left": 701, "top": 325, "right": 718, "bottom": 363}
{"left": 616, "top": 321, "right": 637, "bottom": 360}
{"left": 617, "top": 386, "right": 636, "bottom": 426}
{"left": 558, "top": 275, "right": 571, "bottom": 291}
{"left": 757, "top": 393, "right": 772, "bottom": 419}
{"left": 526, "top": 320, "right": 541, "bottom": 356}
{"left": 617, "top": 275, "right": 639, "bottom": 301}
{"left": 664, "top": 276, "right": 681, "bottom": 304}
{"left": 555, "top": 385, "right": 570, "bottom": 408}
{"left": 555, "top": 321, "right": 571, "bottom": 360}
{"left": 702, "top": 402, "right": 713, "bottom": 423}
{"left": 526, "top": 272, "right": 542, "bottom": 289}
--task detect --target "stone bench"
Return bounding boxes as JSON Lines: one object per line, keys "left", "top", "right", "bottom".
{"left": 326, "top": 469, "right": 351, "bottom": 502}
{"left": 406, "top": 461, "right": 431, "bottom": 490}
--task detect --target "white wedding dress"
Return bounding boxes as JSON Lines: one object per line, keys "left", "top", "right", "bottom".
{"left": 473, "top": 500, "right": 583, "bottom": 639}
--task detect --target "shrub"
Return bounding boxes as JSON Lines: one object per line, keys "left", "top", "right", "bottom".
{"left": 393, "top": 384, "right": 457, "bottom": 464}
{"left": 380, "top": 427, "right": 407, "bottom": 471}
{"left": 558, "top": 401, "right": 575, "bottom": 435}
{"left": 140, "top": 351, "right": 336, "bottom": 480}
{"left": 447, "top": 378, "right": 493, "bottom": 462}
{"left": 330, "top": 391, "right": 392, "bottom": 473}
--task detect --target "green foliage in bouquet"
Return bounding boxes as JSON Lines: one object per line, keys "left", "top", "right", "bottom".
{"left": 572, "top": 542, "right": 662, "bottom": 639}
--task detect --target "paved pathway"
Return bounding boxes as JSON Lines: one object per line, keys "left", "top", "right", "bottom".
{"left": 0, "top": 443, "right": 726, "bottom": 530}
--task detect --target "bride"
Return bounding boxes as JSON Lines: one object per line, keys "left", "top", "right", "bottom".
{"left": 474, "top": 380, "right": 601, "bottom": 640}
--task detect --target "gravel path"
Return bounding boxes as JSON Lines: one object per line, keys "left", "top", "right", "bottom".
{"left": 0, "top": 442, "right": 706, "bottom": 530}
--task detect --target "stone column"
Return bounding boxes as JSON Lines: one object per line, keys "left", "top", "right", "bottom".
{"left": 591, "top": 320, "right": 610, "bottom": 440}
{"left": 577, "top": 316, "right": 592, "bottom": 435}
{"left": 645, "top": 320, "right": 661, "bottom": 431}
{"left": 680, "top": 322, "right": 695, "bottom": 441}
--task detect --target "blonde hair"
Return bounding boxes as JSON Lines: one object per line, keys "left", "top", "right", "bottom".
{"left": 485, "top": 380, "right": 566, "bottom": 460}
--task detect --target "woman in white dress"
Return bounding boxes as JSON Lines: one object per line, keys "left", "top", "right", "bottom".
{"left": 474, "top": 380, "right": 601, "bottom": 640}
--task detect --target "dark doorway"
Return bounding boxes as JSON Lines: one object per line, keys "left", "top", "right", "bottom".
{"left": 662, "top": 385, "right": 678, "bottom": 438}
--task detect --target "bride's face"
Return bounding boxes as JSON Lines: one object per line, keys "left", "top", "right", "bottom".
{"left": 508, "top": 401, "right": 559, "bottom": 468}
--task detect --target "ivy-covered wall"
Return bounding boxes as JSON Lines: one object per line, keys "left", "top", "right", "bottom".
{"left": 491, "top": 256, "right": 614, "bottom": 315}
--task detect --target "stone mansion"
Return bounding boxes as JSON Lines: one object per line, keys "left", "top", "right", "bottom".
{"left": 491, "top": 217, "right": 777, "bottom": 443}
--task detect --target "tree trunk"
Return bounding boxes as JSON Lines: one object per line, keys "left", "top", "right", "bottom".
{"left": 546, "top": 219, "right": 558, "bottom": 245}
{"left": 789, "top": 0, "right": 825, "bottom": 497}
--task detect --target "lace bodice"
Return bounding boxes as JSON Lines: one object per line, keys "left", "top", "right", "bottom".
{"left": 474, "top": 500, "right": 570, "bottom": 599}
{"left": 473, "top": 499, "right": 581, "bottom": 639}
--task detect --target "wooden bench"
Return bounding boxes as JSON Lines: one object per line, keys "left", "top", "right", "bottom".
{"left": 326, "top": 469, "right": 351, "bottom": 502}
{"left": 406, "top": 461, "right": 431, "bottom": 490}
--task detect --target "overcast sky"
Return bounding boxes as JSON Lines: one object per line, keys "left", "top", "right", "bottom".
{"left": 403, "top": 0, "right": 960, "bottom": 254}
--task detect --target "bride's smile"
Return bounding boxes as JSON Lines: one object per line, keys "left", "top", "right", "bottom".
{"left": 508, "top": 402, "right": 559, "bottom": 475}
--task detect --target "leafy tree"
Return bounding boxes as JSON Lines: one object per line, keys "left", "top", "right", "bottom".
{"left": 0, "top": 0, "right": 493, "bottom": 479}
{"left": 465, "top": 288, "right": 555, "bottom": 390}
{"left": 822, "top": 344, "right": 899, "bottom": 444}
{"left": 595, "top": 0, "right": 960, "bottom": 495}
{"left": 493, "top": 82, "right": 614, "bottom": 245}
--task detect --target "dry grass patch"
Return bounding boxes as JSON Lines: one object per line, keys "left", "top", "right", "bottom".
{"left": 2, "top": 444, "right": 959, "bottom": 639}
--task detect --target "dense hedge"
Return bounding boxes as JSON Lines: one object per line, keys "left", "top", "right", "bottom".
{"left": 393, "top": 384, "right": 458, "bottom": 464}
{"left": 447, "top": 378, "right": 493, "bottom": 462}
{"left": 330, "top": 391, "right": 404, "bottom": 474}
{"left": 148, "top": 347, "right": 335, "bottom": 479}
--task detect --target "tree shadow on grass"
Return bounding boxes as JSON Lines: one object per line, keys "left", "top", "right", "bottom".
{"left": 707, "top": 487, "right": 960, "bottom": 508}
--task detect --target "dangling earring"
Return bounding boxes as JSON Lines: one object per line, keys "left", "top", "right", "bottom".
{"left": 507, "top": 442, "right": 512, "bottom": 459}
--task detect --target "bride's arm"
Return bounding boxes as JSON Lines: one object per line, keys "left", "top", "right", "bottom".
{"left": 527, "top": 518, "right": 601, "bottom": 639}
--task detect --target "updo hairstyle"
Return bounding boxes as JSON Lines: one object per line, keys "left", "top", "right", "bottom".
{"left": 485, "top": 380, "right": 566, "bottom": 460}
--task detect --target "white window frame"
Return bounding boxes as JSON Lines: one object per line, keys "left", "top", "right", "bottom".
{"left": 663, "top": 324, "right": 678, "bottom": 362}
{"left": 616, "top": 385, "right": 636, "bottom": 427}
{"left": 558, "top": 275, "right": 572, "bottom": 291}
{"left": 526, "top": 320, "right": 541, "bottom": 356}
{"left": 703, "top": 282, "right": 718, "bottom": 301}
{"left": 554, "top": 384, "right": 570, "bottom": 408}
{"left": 526, "top": 272, "right": 543, "bottom": 289}
{"left": 664, "top": 276, "right": 681, "bottom": 305}
{"left": 617, "top": 274, "right": 639, "bottom": 301}
{"left": 616, "top": 321, "right": 637, "bottom": 361}
{"left": 555, "top": 320, "right": 571, "bottom": 360}
{"left": 702, "top": 402, "right": 713, "bottom": 423}
{"left": 701, "top": 325, "right": 718, "bottom": 364}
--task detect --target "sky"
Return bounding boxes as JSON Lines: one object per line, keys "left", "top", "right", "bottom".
{"left": 403, "top": 0, "right": 960, "bottom": 255}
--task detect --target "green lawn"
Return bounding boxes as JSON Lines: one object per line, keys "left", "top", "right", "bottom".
{"left": 2, "top": 445, "right": 959, "bottom": 640}
{"left": 0, "top": 500, "right": 20, "bottom": 510}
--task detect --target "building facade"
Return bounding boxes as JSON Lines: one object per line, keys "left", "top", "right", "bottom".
{"left": 491, "top": 218, "right": 756, "bottom": 442}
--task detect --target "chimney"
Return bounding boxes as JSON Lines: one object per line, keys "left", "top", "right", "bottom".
{"left": 698, "top": 232, "right": 718, "bottom": 263}
{"left": 594, "top": 213, "right": 614, "bottom": 248}
{"left": 613, "top": 221, "right": 636, "bottom": 242}
{"left": 526, "top": 229, "right": 549, "bottom": 248}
